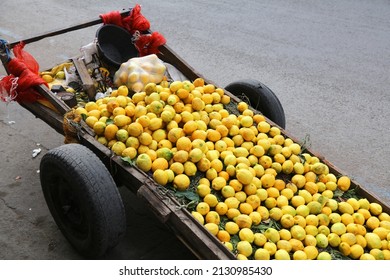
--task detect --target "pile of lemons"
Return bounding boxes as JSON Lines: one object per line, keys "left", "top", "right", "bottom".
{"left": 75, "top": 78, "right": 390, "bottom": 260}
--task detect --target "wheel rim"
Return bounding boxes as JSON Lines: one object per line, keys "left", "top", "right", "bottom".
{"left": 48, "top": 171, "right": 89, "bottom": 240}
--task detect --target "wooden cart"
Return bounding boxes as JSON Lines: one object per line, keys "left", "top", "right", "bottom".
{"left": 1, "top": 9, "right": 389, "bottom": 260}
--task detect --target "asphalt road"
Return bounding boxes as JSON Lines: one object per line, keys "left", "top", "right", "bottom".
{"left": 0, "top": 0, "right": 389, "bottom": 259}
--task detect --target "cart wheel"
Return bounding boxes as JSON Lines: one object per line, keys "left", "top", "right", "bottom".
{"left": 225, "top": 79, "right": 286, "bottom": 129}
{"left": 39, "top": 143, "right": 126, "bottom": 258}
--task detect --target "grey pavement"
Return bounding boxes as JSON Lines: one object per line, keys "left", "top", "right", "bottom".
{"left": 1, "top": 0, "right": 389, "bottom": 259}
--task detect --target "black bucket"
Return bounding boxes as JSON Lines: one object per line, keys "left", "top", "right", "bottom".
{"left": 96, "top": 24, "right": 138, "bottom": 68}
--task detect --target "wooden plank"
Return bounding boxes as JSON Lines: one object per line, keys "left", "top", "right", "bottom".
{"left": 72, "top": 57, "right": 96, "bottom": 100}
{"left": 137, "top": 185, "right": 172, "bottom": 223}
{"left": 168, "top": 206, "right": 235, "bottom": 260}
{"left": 136, "top": 181, "right": 235, "bottom": 260}
{"left": 35, "top": 85, "right": 70, "bottom": 115}
{"left": 19, "top": 101, "right": 65, "bottom": 135}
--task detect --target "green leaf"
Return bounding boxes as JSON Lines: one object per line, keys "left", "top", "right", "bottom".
{"left": 121, "top": 156, "right": 135, "bottom": 165}
{"left": 81, "top": 113, "right": 87, "bottom": 121}
{"left": 175, "top": 189, "right": 201, "bottom": 203}
{"left": 341, "top": 188, "right": 360, "bottom": 200}
{"left": 106, "top": 118, "right": 114, "bottom": 125}
{"left": 333, "top": 188, "right": 344, "bottom": 199}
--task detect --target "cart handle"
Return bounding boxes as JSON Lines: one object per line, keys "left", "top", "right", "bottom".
{"left": 7, "top": 8, "right": 131, "bottom": 49}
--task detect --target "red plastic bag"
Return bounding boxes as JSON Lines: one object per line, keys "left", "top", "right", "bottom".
{"left": 100, "top": 4, "right": 150, "bottom": 34}
{"left": 134, "top": 32, "right": 167, "bottom": 56}
{"left": 12, "top": 41, "right": 40, "bottom": 74}
{"left": 0, "top": 75, "right": 18, "bottom": 102}
{"left": 122, "top": 4, "right": 150, "bottom": 34}
{"left": 0, "top": 42, "right": 47, "bottom": 103}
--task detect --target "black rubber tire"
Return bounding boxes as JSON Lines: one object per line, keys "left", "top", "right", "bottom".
{"left": 39, "top": 144, "right": 126, "bottom": 259}
{"left": 225, "top": 79, "right": 286, "bottom": 129}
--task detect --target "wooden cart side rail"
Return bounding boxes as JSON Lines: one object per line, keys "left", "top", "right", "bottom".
{"left": 19, "top": 101, "right": 64, "bottom": 135}
{"left": 136, "top": 183, "right": 235, "bottom": 260}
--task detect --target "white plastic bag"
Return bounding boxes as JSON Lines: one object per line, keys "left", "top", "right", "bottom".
{"left": 113, "top": 54, "right": 166, "bottom": 92}
{"left": 80, "top": 41, "right": 98, "bottom": 64}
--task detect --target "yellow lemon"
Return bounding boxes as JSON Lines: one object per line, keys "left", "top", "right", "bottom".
{"left": 277, "top": 240, "right": 293, "bottom": 252}
{"left": 331, "top": 222, "right": 347, "bottom": 235}
{"left": 151, "top": 157, "right": 169, "bottom": 172}
{"left": 203, "top": 194, "right": 219, "bottom": 208}
{"left": 328, "top": 233, "right": 341, "bottom": 247}
{"left": 337, "top": 175, "right": 351, "bottom": 191}
{"left": 196, "top": 202, "right": 210, "bottom": 216}
{"left": 204, "top": 223, "right": 219, "bottom": 236}
{"left": 264, "top": 242, "right": 277, "bottom": 256}
{"left": 275, "top": 249, "right": 291, "bottom": 260}
{"left": 365, "top": 233, "right": 382, "bottom": 249}
{"left": 127, "top": 122, "right": 143, "bottom": 137}
{"left": 211, "top": 176, "right": 227, "bottom": 191}
{"left": 173, "top": 174, "right": 190, "bottom": 191}
{"left": 114, "top": 115, "right": 131, "bottom": 127}
{"left": 370, "top": 248, "right": 385, "bottom": 260}
{"left": 293, "top": 250, "right": 307, "bottom": 260}
{"left": 85, "top": 101, "right": 99, "bottom": 112}
{"left": 116, "top": 129, "right": 129, "bottom": 143}
{"left": 370, "top": 202, "right": 383, "bottom": 216}
{"left": 280, "top": 214, "right": 295, "bottom": 229}
{"left": 239, "top": 202, "right": 253, "bottom": 215}
{"left": 221, "top": 185, "right": 236, "bottom": 199}
{"left": 93, "top": 121, "right": 106, "bottom": 135}
{"left": 205, "top": 211, "right": 220, "bottom": 225}
{"left": 117, "top": 85, "right": 129, "bottom": 96}
{"left": 349, "top": 244, "right": 364, "bottom": 259}
{"left": 225, "top": 221, "right": 240, "bottom": 235}
{"left": 216, "top": 230, "right": 230, "bottom": 243}
{"left": 135, "top": 153, "right": 152, "bottom": 172}
{"left": 257, "top": 121, "right": 271, "bottom": 133}
{"left": 317, "top": 252, "right": 332, "bottom": 260}
{"left": 215, "top": 202, "right": 228, "bottom": 216}
{"left": 260, "top": 173, "right": 275, "bottom": 188}
{"left": 289, "top": 239, "right": 304, "bottom": 253}
{"left": 303, "top": 245, "right": 318, "bottom": 260}
{"left": 316, "top": 233, "right": 329, "bottom": 248}
{"left": 254, "top": 248, "right": 270, "bottom": 260}
{"left": 290, "top": 225, "right": 306, "bottom": 241}
{"left": 191, "top": 211, "right": 204, "bottom": 225}
{"left": 366, "top": 216, "right": 380, "bottom": 230}
{"left": 153, "top": 169, "right": 168, "bottom": 186}
{"left": 121, "top": 147, "right": 137, "bottom": 159}
{"left": 236, "top": 241, "right": 253, "bottom": 258}
{"left": 249, "top": 211, "right": 262, "bottom": 225}
{"left": 234, "top": 214, "right": 252, "bottom": 229}
{"left": 360, "top": 253, "right": 375, "bottom": 260}
{"left": 339, "top": 242, "right": 351, "bottom": 256}
{"left": 338, "top": 201, "right": 354, "bottom": 215}
{"left": 196, "top": 184, "right": 211, "bottom": 197}
{"left": 357, "top": 208, "right": 371, "bottom": 220}
{"left": 188, "top": 148, "right": 204, "bottom": 163}
{"left": 85, "top": 116, "right": 99, "bottom": 128}
{"left": 239, "top": 228, "right": 255, "bottom": 243}
{"left": 111, "top": 141, "right": 126, "bottom": 156}
{"left": 104, "top": 124, "right": 119, "bottom": 141}
{"left": 253, "top": 233, "right": 267, "bottom": 247}
{"left": 264, "top": 228, "right": 280, "bottom": 243}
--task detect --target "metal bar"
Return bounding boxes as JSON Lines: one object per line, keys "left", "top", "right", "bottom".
{"left": 7, "top": 8, "right": 131, "bottom": 48}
